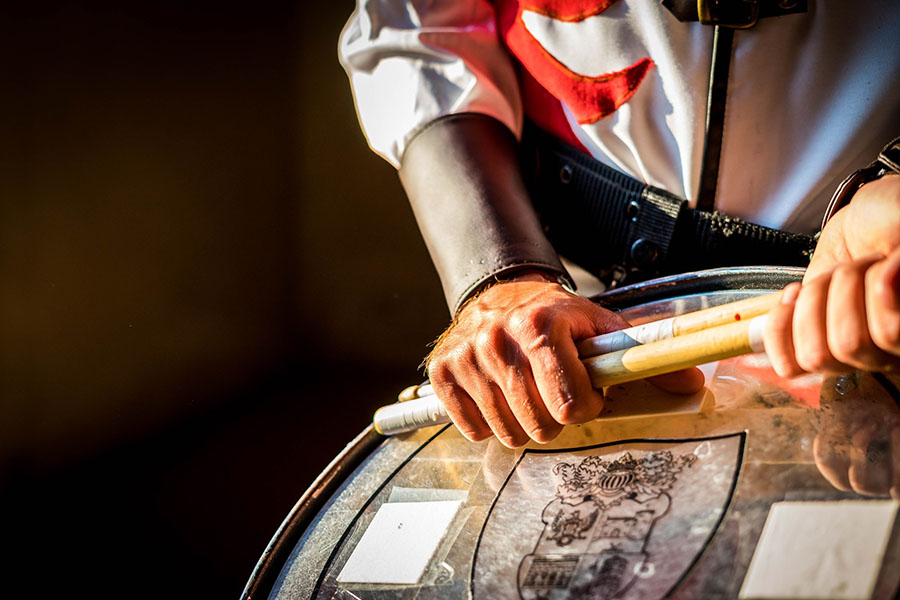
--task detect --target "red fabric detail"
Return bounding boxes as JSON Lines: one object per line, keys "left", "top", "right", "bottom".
{"left": 520, "top": 69, "right": 588, "bottom": 152}
{"left": 520, "top": 0, "right": 617, "bottom": 21}
{"left": 496, "top": 0, "right": 653, "bottom": 125}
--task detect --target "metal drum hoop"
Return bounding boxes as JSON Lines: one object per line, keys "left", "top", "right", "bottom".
{"left": 243, "top": 266, "right": 900, "bottom": 600}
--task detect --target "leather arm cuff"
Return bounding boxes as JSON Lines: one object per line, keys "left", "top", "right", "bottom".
{"left": 399, "top": 113, "right": 573, "bottom": 315}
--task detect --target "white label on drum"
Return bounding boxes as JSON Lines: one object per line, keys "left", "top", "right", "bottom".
{"left": 387, "top": 487, "right": 468, "bottom": 503}
{"left": 739, "top": 500, "right": 899, "bottom": 599}
{"left": 337, "top": 500, "right": 462, "bottom": 585}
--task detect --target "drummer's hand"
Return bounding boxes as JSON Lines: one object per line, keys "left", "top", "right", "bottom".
{"left": 426, "top": 271, "right": 705, "bottom": 447}
{"left": 764, "top": 175, "right": 900, "bottom": 377}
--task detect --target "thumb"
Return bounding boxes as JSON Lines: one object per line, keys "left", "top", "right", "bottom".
{"left": 575, "top": 299, "right": 706, "bottom": 395}
{"left": 571, "top": 298, "right": 632, "bottom": 342}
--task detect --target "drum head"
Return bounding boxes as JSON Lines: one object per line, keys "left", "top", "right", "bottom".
{"left": 244, "top": 267, "right": 900, "bottom": 600}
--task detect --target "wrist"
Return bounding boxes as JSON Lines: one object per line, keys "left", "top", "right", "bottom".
{"left": 500, "top": 269, "right": 576, "bottom": 290}
{"left": 459, "top": 266, "right": 576, "bottom": 315}
{"left": 822, "top": 135, "right": 900, "bottom": 228}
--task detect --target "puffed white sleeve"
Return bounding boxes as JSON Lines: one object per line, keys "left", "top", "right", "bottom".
{"left": 338, "top": 0, "right": 524, "bottom": 167}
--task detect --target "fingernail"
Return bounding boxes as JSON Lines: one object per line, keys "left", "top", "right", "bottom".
{"left": 781, "top": 283, "right": 801, "bottom": 305}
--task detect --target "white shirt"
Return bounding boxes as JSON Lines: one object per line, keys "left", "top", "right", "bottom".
{"left": 340, "top": 0, "right": 900, "bottom": 233}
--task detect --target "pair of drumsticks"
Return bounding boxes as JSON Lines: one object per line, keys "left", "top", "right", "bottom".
{"left": 374, "top": 291, "right": 781, "bottom": 435}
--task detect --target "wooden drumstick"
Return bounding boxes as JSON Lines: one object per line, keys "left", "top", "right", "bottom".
{"left": 577, "top": 291, "right": 780, "bottom": 356}
{"left": 374, "top": 313, "right": 770, "bottom": 435}
{"left": 582, "top": 313, "right": 767, "bottom": 387}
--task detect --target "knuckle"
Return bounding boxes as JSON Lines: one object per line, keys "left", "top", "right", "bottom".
{"left": 831, "top": 262, "right": 858, "bottom": 283}
{"left": 445, "top": 344, "right": 476, "bottom": 370}
{"left": 773, "top": 360, "right": 804, "bottom": 379}
{"left": 525, "top": 331, "right": 554, "bottom": 355}
{"left": 830, "top": 334, "right": 872, "bottom": 366}
{"left": 497, "top": 432, "right": 528, "bottom": 448}
{"left": 473, "top": 329, "right": 494, "bottom": 352}
{"left": 524, "top": 305, "right": 555, "bottom": 334}
{"left": 527, "top": 423, "right": 562, "bottom": 444}
{"left": 764, "top": 342, "right": 800, "bottom": 377}
{"left": 800, "top": 271, "right": 824, "bottom": 291}
{"left": 497, "top": 368, "right": 525, "bottom": 392}
{"left": 872, "top": 271, "right": 898, "bottom": 305}
{"left": 459, "top": 427, "right": 491, "bottom": 442}
{"left": 507, "top": 311, "right": 533, "bottom": 336}
{"left": 475, "top": 324, "right": 507, "bottom": 354}
{"left": 555, "top": 405, "right": 579, "bottom": 425}
{"left": 873, "top": 324, "right": 900, "bottom": 351}
{"left": 554, "top": 396, "right": 592, "bottom": 424}
{"left": 795, "top": 347, "right": 832, "bottom": 373}
{"left": 427, "top": 360, "right": 453, "bottom": 384}
{"left": 872, "top": 327, "right": 900, "bottom": 354}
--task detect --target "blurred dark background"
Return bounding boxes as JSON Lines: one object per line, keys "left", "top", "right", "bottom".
{"left": 0, "top": 2, "right": 448, "bottom": 597}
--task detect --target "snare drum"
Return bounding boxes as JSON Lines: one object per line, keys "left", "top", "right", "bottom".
{"left": 243, "top": 267, "right": 900, "bottom": 600}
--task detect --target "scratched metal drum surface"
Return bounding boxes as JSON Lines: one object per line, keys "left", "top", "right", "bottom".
{"left": 257, "top": 268, "right": 900, "bottom": 600}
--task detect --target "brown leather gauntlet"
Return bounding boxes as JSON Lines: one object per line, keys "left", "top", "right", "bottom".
{"left": 399, "top": 113, "right": 573, "bottom": 315}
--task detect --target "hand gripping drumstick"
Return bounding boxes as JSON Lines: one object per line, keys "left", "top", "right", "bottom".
{"left": 373, "top": 292, "right": 780, "bottom": 435}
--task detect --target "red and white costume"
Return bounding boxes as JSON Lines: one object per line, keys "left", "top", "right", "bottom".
{"left": 339, "top": 0, "right": 900, "bottom": 233}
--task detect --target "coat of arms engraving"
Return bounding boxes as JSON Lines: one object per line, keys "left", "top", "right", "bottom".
{"left": 472, "top": 435, "right": 744, "bottom": 599}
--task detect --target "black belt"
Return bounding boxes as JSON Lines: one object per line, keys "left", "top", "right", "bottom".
{"left": 520, "top": 123, "right": 816, "bottom": 287}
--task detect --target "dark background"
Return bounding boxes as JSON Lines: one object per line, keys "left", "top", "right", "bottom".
{"left": 0, "top": 2, "right": 448, "bottom": 597}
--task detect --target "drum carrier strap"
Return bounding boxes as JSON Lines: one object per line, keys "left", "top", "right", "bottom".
{"left": 666, "top": 0, "right": 809, "bottom": 211}
{"left": 521, "top": 122, "right": 816, "bottom": 287}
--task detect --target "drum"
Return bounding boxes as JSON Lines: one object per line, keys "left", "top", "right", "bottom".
{"left": 242, "top": 267, "right": 900, "bottom": 600}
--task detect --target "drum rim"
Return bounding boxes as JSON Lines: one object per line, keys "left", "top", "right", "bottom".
{"left": 241, "top": 266, "right": 806, "bottom": 599}
{"left": 240, "top": 425, "right": 383, "bottom": 600}
{"left": 591, "top": 266, "right": 805, "bottom": 311}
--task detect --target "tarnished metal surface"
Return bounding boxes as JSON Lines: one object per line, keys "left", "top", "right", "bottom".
{"left": 249, "top": 269, "right": 900, "bottom": 599}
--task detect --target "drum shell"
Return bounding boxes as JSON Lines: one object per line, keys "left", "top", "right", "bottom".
{"left": 243, "top": 267, "right": 900, "bottom": 600}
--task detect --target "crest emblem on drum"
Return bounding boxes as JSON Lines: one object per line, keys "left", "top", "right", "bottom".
{"left": 471, "top": 434, "right": 745, "bottom": 599}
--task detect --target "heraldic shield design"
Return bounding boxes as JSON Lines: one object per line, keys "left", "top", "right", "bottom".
{"left": 471, "top": 434, "right": 744, "bottom": 599}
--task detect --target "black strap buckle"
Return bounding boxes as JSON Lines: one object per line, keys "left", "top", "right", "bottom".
{"left": 698, "top": 0, "right": 759, "bottom": 28}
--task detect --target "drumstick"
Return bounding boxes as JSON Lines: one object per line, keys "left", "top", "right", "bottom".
{"left": 582, "top": 313, "right": 767, "bottom": 387}
{"left": 577, "top": 291, "right": 780, "bottom": 356}
{"left": 373, "top": 313, "right": 770, "bottom": 435}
